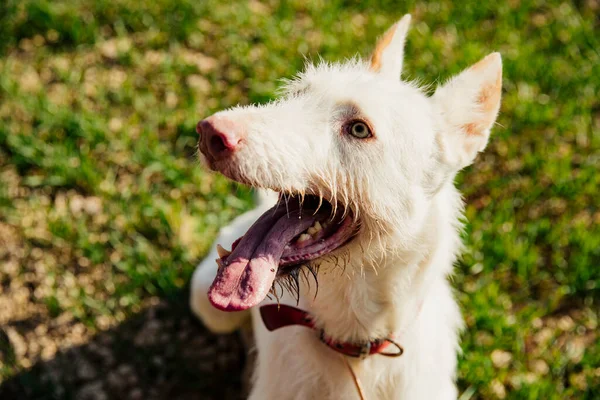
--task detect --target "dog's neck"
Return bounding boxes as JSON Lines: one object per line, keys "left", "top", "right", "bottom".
{"left": 297, "top": 185, "right": 462, "bottom": 343}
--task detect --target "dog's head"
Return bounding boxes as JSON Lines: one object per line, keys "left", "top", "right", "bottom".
{"left": 197, "top": 15, "right": 502, "bottom": 311}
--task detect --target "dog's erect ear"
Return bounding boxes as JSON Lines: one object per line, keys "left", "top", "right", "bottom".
{"left": 369, "top": 14, "right": 411, "bottom": 78}
{"left": 432, "top": 53, "right": 502, "bottom": 170}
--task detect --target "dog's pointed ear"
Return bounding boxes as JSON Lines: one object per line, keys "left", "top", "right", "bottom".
{"left": 432, "top": 53, "right": 502, "bottom": 170}
{"left": 369, "top": 14, "right": 411, "bottom": 78}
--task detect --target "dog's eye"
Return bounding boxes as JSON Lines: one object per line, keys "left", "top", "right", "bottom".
{"left": 348, "top": 121, "right": 372, "bottom": 139}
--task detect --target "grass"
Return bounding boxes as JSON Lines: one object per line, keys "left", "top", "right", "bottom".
{"left": 0, "top": 0, "right": 598, "bottom": 398}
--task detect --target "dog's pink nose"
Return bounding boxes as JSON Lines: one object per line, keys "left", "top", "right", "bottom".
{"left": 197, "top": 117, "right": 244, "bottom": 161}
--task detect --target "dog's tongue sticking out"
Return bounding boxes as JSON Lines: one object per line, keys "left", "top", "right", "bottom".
{"left": 208, "top": 202, "right": 322, "bottom": 311}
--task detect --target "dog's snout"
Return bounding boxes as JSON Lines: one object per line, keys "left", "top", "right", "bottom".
{"left": 197, "top": 117, "right": 244, "bottom": 161}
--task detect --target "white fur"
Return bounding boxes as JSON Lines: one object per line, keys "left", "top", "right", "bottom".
{"left": 191, "top": 15, "right": 502, "bottom": 400}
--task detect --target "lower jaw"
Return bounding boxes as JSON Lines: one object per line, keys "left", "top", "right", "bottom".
{"left": 276, "top": 258, "right": 318, "bottom": 278}
{"left": 276, "top": 238, "right": 358, "bottom": 285}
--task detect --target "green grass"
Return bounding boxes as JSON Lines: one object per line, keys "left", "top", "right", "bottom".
{"left": 0, "top": 0, "right": 598, "bottom": 398}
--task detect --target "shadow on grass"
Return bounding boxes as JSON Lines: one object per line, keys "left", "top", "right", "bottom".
{"left": 0, "top": 291, "right": 245, "bottom": 400}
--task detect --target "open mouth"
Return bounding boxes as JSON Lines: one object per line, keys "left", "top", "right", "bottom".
{"left": 208, "top": 194, "right": 360, "bottom": 311}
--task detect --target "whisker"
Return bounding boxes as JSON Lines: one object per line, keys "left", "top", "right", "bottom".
{"left": 308, "top": 263, "right": 319, "bottom": 300}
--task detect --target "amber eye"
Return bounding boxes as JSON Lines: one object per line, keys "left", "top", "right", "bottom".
{"left": 348, "top": 121, "right": 372, "bottom": 139}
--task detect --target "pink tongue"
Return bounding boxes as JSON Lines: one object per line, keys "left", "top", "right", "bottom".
{"left": 208, "top": 207, "right": 318, "bottom": 311}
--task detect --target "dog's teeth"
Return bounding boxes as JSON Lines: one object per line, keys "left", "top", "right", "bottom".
{"left": 307, "top": 221, "right": 323, "bottom": 236}
{"left": 297, "top": 233, "right": 311, "bottom": 243}
{"left": 313, "top": 221, "right": 322, "bottom": 232}
{"left": 217, "top": 244, "right": 231, "bottom": 258}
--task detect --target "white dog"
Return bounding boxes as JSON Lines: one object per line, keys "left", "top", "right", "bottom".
{"left": 190, "top": 14, "right": 502, "bottom": 399}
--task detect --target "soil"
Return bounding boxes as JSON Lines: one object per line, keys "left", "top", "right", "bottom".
{"left": 0, "top": 296, "right": 246, "bottom": 400}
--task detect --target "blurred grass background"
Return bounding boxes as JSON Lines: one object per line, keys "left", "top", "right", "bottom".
{"left": 0, "top": 0, "right": 598, "bottom": 399}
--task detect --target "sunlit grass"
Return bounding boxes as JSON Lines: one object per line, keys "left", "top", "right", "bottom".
{"left": 0, "top": 0, "right": 598, "bottom": 398}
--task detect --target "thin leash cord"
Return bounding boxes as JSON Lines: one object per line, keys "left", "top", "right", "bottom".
{"left": 342, "top": 356, "right": 367, "bottom": 400}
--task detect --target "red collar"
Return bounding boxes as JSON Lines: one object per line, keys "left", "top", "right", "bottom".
{"left": 259, "top": 304, "right": 404, "bottom": 359}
